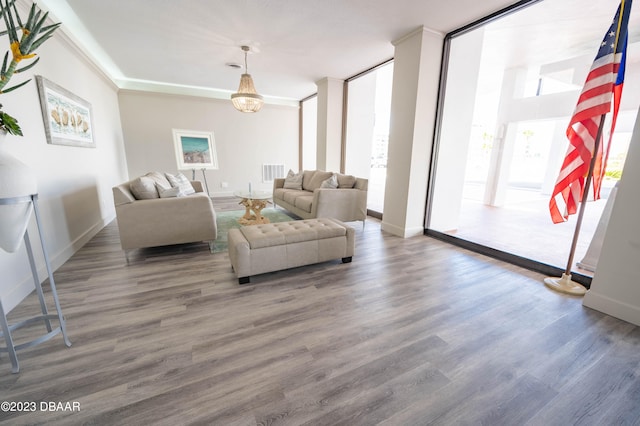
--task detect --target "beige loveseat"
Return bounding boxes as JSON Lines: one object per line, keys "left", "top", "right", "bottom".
{"left": 273, "top": 170, "right": 368, "bottom": 223}
{"left": 112, "top": 172, "right": 217, "bottom": 258}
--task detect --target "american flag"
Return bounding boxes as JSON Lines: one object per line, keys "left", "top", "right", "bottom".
{"left": 549, "top": 0, "right": 632, "bottom": 224}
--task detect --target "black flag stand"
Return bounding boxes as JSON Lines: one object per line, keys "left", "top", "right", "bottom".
{"left": 544, "top": 113, "right": 607, "bottom": 295}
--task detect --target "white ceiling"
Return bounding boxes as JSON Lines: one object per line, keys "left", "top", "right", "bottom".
{"left": 38, "top": 0, "right": 639, "bottom": 104}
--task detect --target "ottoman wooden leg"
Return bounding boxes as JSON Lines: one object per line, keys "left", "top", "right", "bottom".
{"left": 342, "top": 256, "right": 352, "bottom": 263}
{"left": 239, "top": 276, "right": 251, "bottom": 284}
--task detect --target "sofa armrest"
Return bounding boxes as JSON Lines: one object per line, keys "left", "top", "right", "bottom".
{"left": 313, "top": 188, "right": 367, "bottom": 222}
{"left": 113, "top": 184, "right": 136, "bottom": 206}
{"left": 274, "top": 178, "right": 285, "bottom": 190}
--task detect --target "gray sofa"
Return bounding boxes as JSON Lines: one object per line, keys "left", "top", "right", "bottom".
{"left": 273, "top": 170, "right": 368, "bottom": 223}
{"left": 112, "top": 172, "right": 217, "bottom": 257}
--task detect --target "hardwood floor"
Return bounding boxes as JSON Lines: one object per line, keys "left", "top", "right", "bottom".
{"left": 1, "top": 200, "right": 639, "bottom": 425}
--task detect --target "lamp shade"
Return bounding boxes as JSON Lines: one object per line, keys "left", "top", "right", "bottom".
{"left": 231, "top": 73, "right": 264, "bottom": 113}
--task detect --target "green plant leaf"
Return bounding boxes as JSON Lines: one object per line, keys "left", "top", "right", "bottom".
{"left": 0, "top": 110, "right": 23, "bottom": 136}
{"left": 15, "top": 56, "right": 39, "bottom": 73}
{"left": 1, "top": 51, "right": 7, "bottom": 75}
{"left": 20, "top": 11, "right": 48, "bottom": 53}
{"left": 1, "top": 0, "right": 18, "bottom": 42}
{"left": 10, "top": 0, "right": 23, "bottom": 29}
{"left": 1, "top": 78, "right": 30, "bottom": 94}
{"left": 29, "top": 25, "right": 60, "bottom": 52}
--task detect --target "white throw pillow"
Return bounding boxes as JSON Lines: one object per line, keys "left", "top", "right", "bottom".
{"left": 130, "top": 176, "right": 159, "bottom": 199}
{"left": 157, "top": 184, "right": 182, "bottom": 198}
{"left": 145, "top": 171, "right": 172, "bottom": 188}
{"left": 320, "top": 173, "right": 338, "bottom": 189}
{"left": 166, "top": 172, "right": 196, "bottom": 195}
{"left": 283, "top": 169, "right": 303, "bottom": 190}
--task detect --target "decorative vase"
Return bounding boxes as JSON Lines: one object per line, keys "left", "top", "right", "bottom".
{"left": 0, "top": 132, "right": 37, "bottom": 253}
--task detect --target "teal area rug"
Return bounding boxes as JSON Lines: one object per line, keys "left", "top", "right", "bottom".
{"left": 213, "top": 208, "right": 299, "bottom": 252}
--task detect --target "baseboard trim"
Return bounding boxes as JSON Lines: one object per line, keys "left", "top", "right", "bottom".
{"left": 3, "top": 214, "right": 114, "bottom": 313}
{"left": 583, "top": 290, "right": 640, "bottom": 327}
{"left": 381, "top": 221, "right": 424, "bottom": 238}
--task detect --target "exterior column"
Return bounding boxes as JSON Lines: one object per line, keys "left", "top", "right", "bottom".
{"left": 382, "top": 26, "right": 443, "bottom": 237}
{"left": 315, "top": 77, "right": 344, "bottom": 172}
{"left": 483, "top": 67, "right": 527, "bottom": 206}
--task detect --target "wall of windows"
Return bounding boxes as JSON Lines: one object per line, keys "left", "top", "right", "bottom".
{"left": 301, "top": 95, "right": 317, "bottom": 171}
{"left": 428, "top": 0, "right": 640, "bottom": 277}
{"left": 344, "top": 61, "right": 393, "bottom": 215}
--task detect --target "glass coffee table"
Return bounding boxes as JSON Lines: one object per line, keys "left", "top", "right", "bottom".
{"left": 234, "top": 190, "right": 272, "bottom": 225}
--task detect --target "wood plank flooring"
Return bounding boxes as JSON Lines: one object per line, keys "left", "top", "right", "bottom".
{"left": 1, "top": 199, "right": 639, "bottom": 425}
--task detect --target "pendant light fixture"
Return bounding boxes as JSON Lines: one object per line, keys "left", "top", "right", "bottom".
{"left": 231, "top": 46, "right": 264, "bottom": 113}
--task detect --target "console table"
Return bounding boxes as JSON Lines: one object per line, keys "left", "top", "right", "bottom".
{"left": 0, "top": 194, "right": 71, "bottom": 373}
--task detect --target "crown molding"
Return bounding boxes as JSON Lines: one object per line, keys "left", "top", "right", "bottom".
{"left": 35, "top": 0, "right": 299, "bottom": 107}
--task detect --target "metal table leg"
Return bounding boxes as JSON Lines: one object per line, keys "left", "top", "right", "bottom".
{"left": 0, "top": 194, "right": 71, "bottom": 374}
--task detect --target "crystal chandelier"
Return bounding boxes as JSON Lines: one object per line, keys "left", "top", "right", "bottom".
{"left": 231, "top": 46, "right": 264, "bottom": 113}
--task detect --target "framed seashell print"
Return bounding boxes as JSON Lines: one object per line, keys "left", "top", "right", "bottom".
{"left": 35, "top": 75, "right": 95, "bottom": 148}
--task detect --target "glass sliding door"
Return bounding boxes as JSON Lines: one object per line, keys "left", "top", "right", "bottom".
{"left": 428, "top": 0, "right": 639, "bottom": 277}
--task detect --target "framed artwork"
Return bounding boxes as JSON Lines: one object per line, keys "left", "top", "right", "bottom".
{"left": 35, "top": 75, "right": 95, "bottom": 148}
{"left": 172, "top": 129, "right": 218, "bottom": 170}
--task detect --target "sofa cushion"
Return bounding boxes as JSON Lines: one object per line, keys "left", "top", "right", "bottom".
{"left": 302, "top": 170, "right": 317, "bottom": 191}
{"left": 146, "top": 171, "right": 172, "bottom": 188}
{"left": 130, "top": 176, "right": 159, "bottom": 200}
{"left": 166, "top": 172, "right": 196, "bottom": 195}
{"left": 336, "top": 173, "right": 357, "bottom": 188}
{"left": 282, "top": 189, "right": 308, "bottom": 205}
{"left": 306, "top": 171, "right": 333, "bottom": 191}
{"left": 283, "top": 169, "right": 303, "bottom": 189}
{"left": 320, "top": 173, "right": 338, "bottom": 189}
{"left": 238, "top": 218, "right": 347, "bottom": 249}
{"left": 294, "top": 194, "right": 314, "bottom": 213}
{"left": 157, "top": 184, "right": 182, "bottom": 198}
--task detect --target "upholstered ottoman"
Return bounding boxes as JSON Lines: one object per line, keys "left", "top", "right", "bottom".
{"left": 227, "top": 218, "right": 355, "bottom": 284}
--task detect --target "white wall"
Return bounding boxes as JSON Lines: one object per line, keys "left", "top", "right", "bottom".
{"left": 118, "top": 91, "right": 299, "bottom": 195}
{"left": 0, "top": 33, "right": 127, "bottom": 312}
{"left": 583, "top": 107, "right": 640, "bottom": 326}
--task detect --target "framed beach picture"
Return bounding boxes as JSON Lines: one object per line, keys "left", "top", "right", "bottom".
{"left": 172, "top": 129, "right": 218, "bottom": 170}
{"left": 35, "top": 75, "right": 95, "bottom": 148}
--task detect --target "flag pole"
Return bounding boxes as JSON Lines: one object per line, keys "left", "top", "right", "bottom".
{"left": 544, "top": 114, "right": 607, "bottom": 295}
